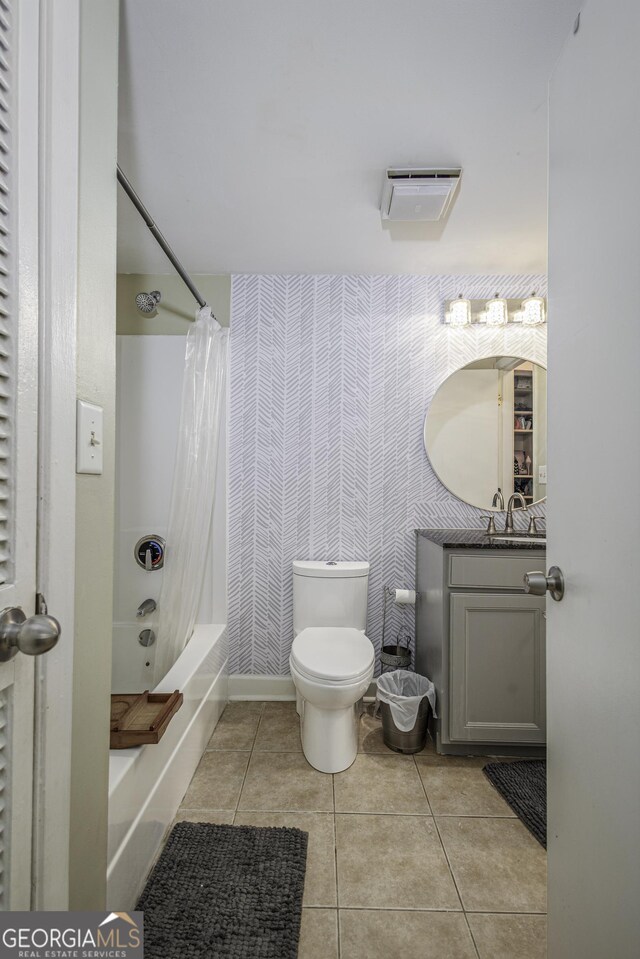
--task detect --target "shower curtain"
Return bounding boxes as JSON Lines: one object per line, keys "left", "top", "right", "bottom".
{"left": 153, "top": 305, "right": 228, "bottom": 682}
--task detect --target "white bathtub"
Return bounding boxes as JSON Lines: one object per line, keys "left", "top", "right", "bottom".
{"left": 107, "top": 623, "right": 228, "bottom": 908}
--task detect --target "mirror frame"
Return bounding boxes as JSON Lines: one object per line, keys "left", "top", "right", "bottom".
{"left": 423, "top": 354, "right": 547, "bottom": 511}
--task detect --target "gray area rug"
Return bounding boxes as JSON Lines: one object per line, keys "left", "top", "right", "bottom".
{"left": 483, "top": 759, "right": 547, "bottom": 848}
{"left": 137, "top": 821, "right": 308, "bottom": 959}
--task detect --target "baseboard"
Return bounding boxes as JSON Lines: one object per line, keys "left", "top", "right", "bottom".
{"left": 228, "top": 673, "right": 296, "bottom": 700}
{"left": 228, "top": 674, "right": 379, "bottom": 702}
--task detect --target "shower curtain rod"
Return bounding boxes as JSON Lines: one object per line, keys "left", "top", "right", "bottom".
{"left": 116, "top": 164, "right": 207, "bottom": 310}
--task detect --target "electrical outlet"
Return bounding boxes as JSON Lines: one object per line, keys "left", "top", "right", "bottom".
{"left": 538, "top": 464, "right": 547, "bottom": 485}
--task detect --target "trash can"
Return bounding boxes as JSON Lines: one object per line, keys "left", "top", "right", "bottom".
{"left": 376, "top": 670, "right": 437, "bottom": 754}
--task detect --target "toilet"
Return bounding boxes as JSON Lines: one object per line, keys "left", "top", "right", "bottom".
{"left": 290, "top": 560, "right": 375, "bottom": 773}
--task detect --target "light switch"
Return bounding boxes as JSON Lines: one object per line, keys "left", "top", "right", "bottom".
{"left": 76, "top": 400, "right": 104, "bottom": 474}
{"left": 538, "top": 465, "right": 547, "bottom": 485}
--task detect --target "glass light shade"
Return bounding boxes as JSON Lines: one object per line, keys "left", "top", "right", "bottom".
{"left": 511, "top": 309, "right": 524, "bottom": 323}
{"left": 446, "top": 296, "right": 471, "bottom": 327}
{"left": 484, "top": 294, "right": 509, "bottom": 326}
{"left": 521, "top": 294, "right": 546, "bottom": 325}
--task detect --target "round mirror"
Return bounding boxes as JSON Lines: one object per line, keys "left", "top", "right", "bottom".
{"left": 424, "top": 356, "right": 547, "bottom": 511}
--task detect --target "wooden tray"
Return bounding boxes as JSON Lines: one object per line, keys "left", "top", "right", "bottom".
{"left": 110, "top": 690, "right": 183, "bottom": 749}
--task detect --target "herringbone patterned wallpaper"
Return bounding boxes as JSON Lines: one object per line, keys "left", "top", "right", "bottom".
{"left": 229, "top": 274, "right": 547, "bottom": 675}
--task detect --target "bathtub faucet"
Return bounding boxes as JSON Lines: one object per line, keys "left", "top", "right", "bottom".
{"left": 136, "top": 598, "right": 157, "bottom": 618}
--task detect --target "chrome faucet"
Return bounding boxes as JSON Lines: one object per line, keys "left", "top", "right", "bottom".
{"left": 136, "top": 598, "right": 157, "bottom": 618}
{"left": 527, "top": 515, "right": 544, "bottom": 535}
{"left": 505, "top": 492, "right": 527, "bottom": 533}
{"left": 492, "top": 488, "right": 505, "bottom": 510}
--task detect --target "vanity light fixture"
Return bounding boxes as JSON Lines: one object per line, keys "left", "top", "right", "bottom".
{"left": 521, "top": 292, "right": 546, "bottom": 326}
{"left": 484, "top": 293, "right": 509, "bottom": 326}
{"left": 444, "top": 294, "right": 471, "bottom": 327}
{"left": 441, "top": 294, "right": 547, "bottom": 327}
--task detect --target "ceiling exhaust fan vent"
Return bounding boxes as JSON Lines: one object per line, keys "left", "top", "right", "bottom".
{"left": 380, "top": 167, "right": 462, "bottom": 221}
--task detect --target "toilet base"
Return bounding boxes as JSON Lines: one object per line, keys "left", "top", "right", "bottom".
{"left": 300, "top": 700, "right": 359, "bottom": 773}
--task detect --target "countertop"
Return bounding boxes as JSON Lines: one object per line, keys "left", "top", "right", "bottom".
{"left": 415, "top": 528, "right": 546, "bottom": 550}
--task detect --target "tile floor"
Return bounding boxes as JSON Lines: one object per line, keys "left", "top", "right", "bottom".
{"left": 174, "top": 701, "right": 547, "bottom": 959}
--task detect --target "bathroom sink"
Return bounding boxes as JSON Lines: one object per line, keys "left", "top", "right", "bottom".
{"left": 489, "top": 534, "right": 546, "bottom": 545}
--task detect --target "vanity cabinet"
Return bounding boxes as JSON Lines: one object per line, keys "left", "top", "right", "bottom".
{"left": 415, "top": 530, "right": 546, "bottom": 755}
{"left": 449, "top": 592, "right": 545, "bottom": 743}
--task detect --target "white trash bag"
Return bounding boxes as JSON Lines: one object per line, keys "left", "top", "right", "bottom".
{"left": 376, "top": 670, "right": 437, "bottom": 732}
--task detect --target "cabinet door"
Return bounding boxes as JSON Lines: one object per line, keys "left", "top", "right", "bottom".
{"left": 450, "top": 592, "right": 546, "bottom": 743}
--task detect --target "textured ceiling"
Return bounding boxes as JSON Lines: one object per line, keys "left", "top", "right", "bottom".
{"left": 117, "top": 0, "right": 580, "bottom": 276}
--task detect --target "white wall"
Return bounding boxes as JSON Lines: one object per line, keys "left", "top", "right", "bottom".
{"left": 113, "top": 336, "right": 227, "bottom": 691}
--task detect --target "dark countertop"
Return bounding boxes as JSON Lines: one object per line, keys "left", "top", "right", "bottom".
{"left": 415, "top": 528, "right": 546, "bottom": 550}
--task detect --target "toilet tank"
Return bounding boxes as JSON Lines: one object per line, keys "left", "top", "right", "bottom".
{"left": 293, "top": 561, "right": 370, "bottom": 635}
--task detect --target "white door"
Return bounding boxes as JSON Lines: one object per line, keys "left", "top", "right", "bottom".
{"left": 0, "top": 0, "right": 69, "bottom": 910}
{"left": 547, "top": 1, "right": 640, "bottom": 955}
{"left": 0, "top": 0, "right": 39, "bottom": 908}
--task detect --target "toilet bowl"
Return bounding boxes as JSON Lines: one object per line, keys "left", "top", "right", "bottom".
{"left": 290, "top": 627, "right": 375, "bottom": 773}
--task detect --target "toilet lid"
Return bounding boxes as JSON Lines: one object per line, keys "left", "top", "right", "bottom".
{"left": 291, "top": 627, "right": 375, "bottom": 683}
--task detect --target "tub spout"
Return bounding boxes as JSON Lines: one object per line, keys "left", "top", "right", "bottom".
{"left": 136, "top": 598, "right": 157, "bottom": 618}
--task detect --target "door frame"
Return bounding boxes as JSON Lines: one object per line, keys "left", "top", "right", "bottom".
{"left": 31, "top": 0, "right": 80, "bottom": 910}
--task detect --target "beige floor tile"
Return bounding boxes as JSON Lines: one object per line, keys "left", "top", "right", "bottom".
{"left": 339, "top": 910, "right": 478, "bottom": 959}
{"left": 335, "top": 814, "right": 461, "bottom": 910}
{"left": 416, "top": 740, "right": 488, "bottom": 768}
{"left": 180, "top": 751, "right": 249, "bottom": 809}
{"left": 173, "top": 809, "right": 236, "bottom": 825}
{"left": 358, "top": 707, "right": 399, "bottom": 754}
{"left": 238, "top": 752, "right": 334, "bottom": 812}
{"left": 468, "top": 913, "right": 547, "bottom": 959}
{"left": 234, "top": 811, "right": 336, "bottom": 906}
{"left": 334, "top": 753, "right": 429, "bottom": 814}
{"left": 253, "top": 701, "right": 303, "bottom": 751}
{"left": 417, "top": 765, "right": 516, "bottom": 817}
{"left": 207, "top": 701, "right": 263, "bottom": 750}
{"left": 437, "top": 817, "right": 547, "bottom": 913}
{"left": 298, "top": 909, "right": 338, "bottom": 959}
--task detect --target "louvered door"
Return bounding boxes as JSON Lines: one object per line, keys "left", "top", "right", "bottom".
{"left": 0, "top": 0, "right": 40, "bottom": 910}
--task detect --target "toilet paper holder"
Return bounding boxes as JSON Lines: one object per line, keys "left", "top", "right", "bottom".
{"left": 380, "top": 585, "right": 415, "bottom": 671}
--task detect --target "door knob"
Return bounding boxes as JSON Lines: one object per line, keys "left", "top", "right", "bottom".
{"left": 523, "top": 566, "right": 565, "bottom": 602}
{"left": 0, "top": 607, "right": 61, "bottom": 662}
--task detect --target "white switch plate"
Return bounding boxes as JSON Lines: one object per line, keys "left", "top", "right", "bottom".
{"left": 76, "top": 400, "right": 103, "bottom": 474}
{"left": 538, "top": 464, "right": 547, "bottom": 484}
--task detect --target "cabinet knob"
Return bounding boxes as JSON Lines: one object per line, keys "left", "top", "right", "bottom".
{"left": 523, "top": 566, "right": 565, "bottom": 602}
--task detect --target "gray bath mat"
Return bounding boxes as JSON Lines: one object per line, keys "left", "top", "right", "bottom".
{"left": 137, "top": 821, "right": 308, "bottom": 959}
{"left": 483, "top": 760, "right": 547, "bottom": 847}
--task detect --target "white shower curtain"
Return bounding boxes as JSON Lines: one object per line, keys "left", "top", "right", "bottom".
{"left": 153, "top": 305, "right": 229, "bottom": 683}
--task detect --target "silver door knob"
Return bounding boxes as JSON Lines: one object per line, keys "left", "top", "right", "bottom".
{"left": 0, "top": 607, "right": 61, "bottom": 662}
{"left": 523, "top": 566, "right": 565, "bottom": 602}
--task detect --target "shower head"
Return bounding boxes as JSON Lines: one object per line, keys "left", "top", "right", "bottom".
{"left": 135, "top": 290, "right": 162, "bottom": 314}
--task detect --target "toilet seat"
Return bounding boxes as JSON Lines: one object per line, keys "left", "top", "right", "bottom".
{"left": 291, "top": 627, "right": 375, "bottom": 684}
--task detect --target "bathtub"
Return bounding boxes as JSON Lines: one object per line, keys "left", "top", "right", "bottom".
{"left": 107, "top": 623, "right": 228, "bottom": 908}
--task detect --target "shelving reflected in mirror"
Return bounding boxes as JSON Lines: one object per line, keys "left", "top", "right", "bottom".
{"left": 423, "top": 355, "right": 547, "bottom": 511}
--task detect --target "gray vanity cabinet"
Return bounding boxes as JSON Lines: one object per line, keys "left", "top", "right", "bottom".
{"left": 415, "top": 531, "right": 546, "bottom": 755}
{"left": 449, "top": 591, "right": 546, "bottom": 743}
